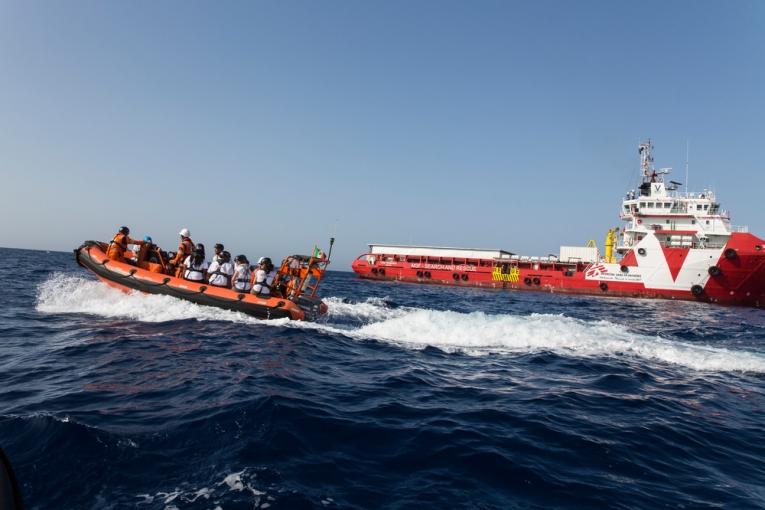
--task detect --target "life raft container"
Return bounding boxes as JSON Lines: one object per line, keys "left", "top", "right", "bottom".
{"left": 74, "top": 241, "right": 328, "bottom": 321}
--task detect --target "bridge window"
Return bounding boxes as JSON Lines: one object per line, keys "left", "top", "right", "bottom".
{"left": 704, "top": 204, "right": 709, "bottom": 210}
{"left": 664, "top": 202, "right": 671, "bottom": 208}
{"left": 697, "top": 204, "right": 702, "bottom": 210}
{"left": 640, "top": 202, "right": 646, "bottom": 208}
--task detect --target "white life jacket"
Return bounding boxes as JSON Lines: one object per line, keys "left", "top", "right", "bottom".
{"left": 183, "top": 256, "right": 208, "bottom": 281}
{"left": 232, "top": 263, "right": 253, "bottom": 292}
{"left": 253, "top": 269, "right": 276, "bottom": 295}
{"left": 207, "top": 261, "right": 234, "bottom": 287}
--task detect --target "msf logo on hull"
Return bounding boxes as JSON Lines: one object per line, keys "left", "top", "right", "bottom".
{"left": 584, "top": 234, "right": 723, "bottom": 290}
{"left": 585, "top": 264, "right": 608, "bottom": 278}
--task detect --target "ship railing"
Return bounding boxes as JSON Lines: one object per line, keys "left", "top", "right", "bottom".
{"left": 661, "top": 239, "right": 727, "bottom": 249}
{"left": 732, "top": 225, "right": 749, "bottom": 233}
{"left": 667, "top": 190, "right": 716, "bottom": 200}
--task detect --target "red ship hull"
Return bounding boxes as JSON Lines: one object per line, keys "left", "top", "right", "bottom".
{"left": 351, "top": 233, "right": 765, "bottom": 308}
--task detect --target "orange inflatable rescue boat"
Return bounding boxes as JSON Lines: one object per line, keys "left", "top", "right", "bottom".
{"left": 74, "top": 240, "right": 330, "bottom": 321}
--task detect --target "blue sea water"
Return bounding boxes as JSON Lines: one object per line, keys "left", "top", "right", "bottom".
{"left": 1, "top": 247, "right": 765, "bottom": 509}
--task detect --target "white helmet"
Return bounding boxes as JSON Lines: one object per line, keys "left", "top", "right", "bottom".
{"left": 179, "top": 228, "right": 190, "bottom": 237}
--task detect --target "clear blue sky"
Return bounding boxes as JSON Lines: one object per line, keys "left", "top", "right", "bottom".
{"left": 1, "top": 1, "right": 763, "bottom": 269}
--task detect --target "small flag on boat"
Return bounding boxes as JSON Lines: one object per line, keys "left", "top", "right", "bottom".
{"left": 313, "top": 246, "right": 326, "bottom": 259}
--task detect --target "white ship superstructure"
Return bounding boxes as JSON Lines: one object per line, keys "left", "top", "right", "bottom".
{"left": 618, "top": 140, "right": 745, "bottom": 252}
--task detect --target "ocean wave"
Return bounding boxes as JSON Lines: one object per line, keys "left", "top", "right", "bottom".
{"left": 134, "top": 468, "right": 275, "bottom": 509}
{"left": 323, "top": 296, "right": 405, "bottom": 322}
{"left": 352, "top": 308, "right": 765, "bottom": 373}
{"left": 36, "top": 274, "right": 765, "bottom": 373}
{"left": 35, "top": 273, "right": 277, "bottom": 325}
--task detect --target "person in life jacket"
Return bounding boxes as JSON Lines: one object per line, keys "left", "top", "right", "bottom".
{"left": 137, "top": 235, "right": 168, "bottom": 273}
{"left": 212, "top": 243, "right": 224, "bottom": 264}
{"left": 232, "top": 255, "right": 253, "bottom": 292}
{"left": 207, "top": 250, "right": 234, "bottom": 288}
{"left": 142, "top": 236, "right": 162, "bottom": 264}
{"left": 183, "top": 248, "right": 208, "bottom": 282}
{"left": 252, "top": 257, "right": 277, "bottom": 296}
{"left": 106, "top": 226, "right": 145, "bottom": 262}
{"left": 169, "top": 228, "right": 195, "bottom": 276}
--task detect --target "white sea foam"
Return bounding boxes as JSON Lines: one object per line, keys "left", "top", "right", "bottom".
{"left": 36, "top": 273, "right": 271, "bottom": 325}
{"left": 134, "top": 469, "right": 269, "bottom": 509}
{"left": 323, "top": 296, "right": 405, "bottom": 322}
{"left": 36, "top": 274, "right": 765, "bottom": 373}
{"left": 354, "top": 309, "right": 765, "bottom": 372}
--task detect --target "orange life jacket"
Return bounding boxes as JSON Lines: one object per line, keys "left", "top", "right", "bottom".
{"left": 137, "top": 244, "right": 166, "bottom": 273}
{"left": 170, "top": 237, "right": 195, "bottom": 267}
{"left": 180, "top": 238, "right": 194, "bottom": 256}
{"left": 106, "top": 233, "right": 128, "bottom": 260}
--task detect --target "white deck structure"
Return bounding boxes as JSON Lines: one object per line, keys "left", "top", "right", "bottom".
{"left": 368, "top": 244, "right": 514, "bottom": 260}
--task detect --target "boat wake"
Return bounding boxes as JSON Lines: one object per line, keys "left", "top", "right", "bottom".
{"left": 36, "top": 272, "right": 271, "bottom": 324}
{"left": 37, "top": 273, "right": 765, "bottom": 373}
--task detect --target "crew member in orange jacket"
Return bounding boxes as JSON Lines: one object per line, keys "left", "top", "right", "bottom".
{"left": 106, "top": 226, "right": 144, "bottom": 262}
{"left": 169, "top": 228, "right": 195, "bottom": 277}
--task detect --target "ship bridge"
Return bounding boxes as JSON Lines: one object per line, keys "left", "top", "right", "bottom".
{"left": 616, "top": 140, "right": 746, "bottom": 253}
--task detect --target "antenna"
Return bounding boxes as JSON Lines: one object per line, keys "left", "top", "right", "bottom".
{"left": 327, "top": 219, "right": 338, "bottom": 262}
{"left": 327, "top": 237, "right": 335, "bottom": 262}
{"left": 685, "top": 140, "right": 689, "bottom": 196}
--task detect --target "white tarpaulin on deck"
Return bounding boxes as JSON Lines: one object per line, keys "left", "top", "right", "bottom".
{"left": 368, "top": 244, "right": 514, "bottom": 260}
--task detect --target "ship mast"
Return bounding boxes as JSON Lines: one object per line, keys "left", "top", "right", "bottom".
{"left": 639, "top": 139, "right": 655, "bottom": 183}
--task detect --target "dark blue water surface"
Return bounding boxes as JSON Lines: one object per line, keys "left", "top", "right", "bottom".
{"left": 1, "top": 247, "right": 765, "bottom": 509}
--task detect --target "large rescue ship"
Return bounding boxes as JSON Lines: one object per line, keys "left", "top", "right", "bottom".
{"left": 352, "top": 141, "right": 765, "bottom": 307}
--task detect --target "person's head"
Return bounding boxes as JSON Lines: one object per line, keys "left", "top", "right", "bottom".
{"left": 192, "top": 248, "right": 204, "bottom": 265}
{"left": 221, "top": 251, "right": 231, "bottom": 263}
{"left": 214, "top": 243, "right": 224, "bottom": 254}
{"left": 179, "top": 228, "right": 190, "bottom": 238}
{"left": 235, "top": 254, "right": 248, "bottom": 265}
{"left": 196, "top": 243, "right": 205, "bottom": 254}
{"left": 144, "top": 235, "right": 153, "bottom": 244}
{"left": 260, "top": 257, "right": 273, "bottom": 272}
{"left": 119, "top": 226, "right": 130, "bottom": 235}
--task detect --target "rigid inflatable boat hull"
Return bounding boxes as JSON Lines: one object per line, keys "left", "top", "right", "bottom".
{"left": 75, "top": 241, "right": 325, "bottom": 321}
